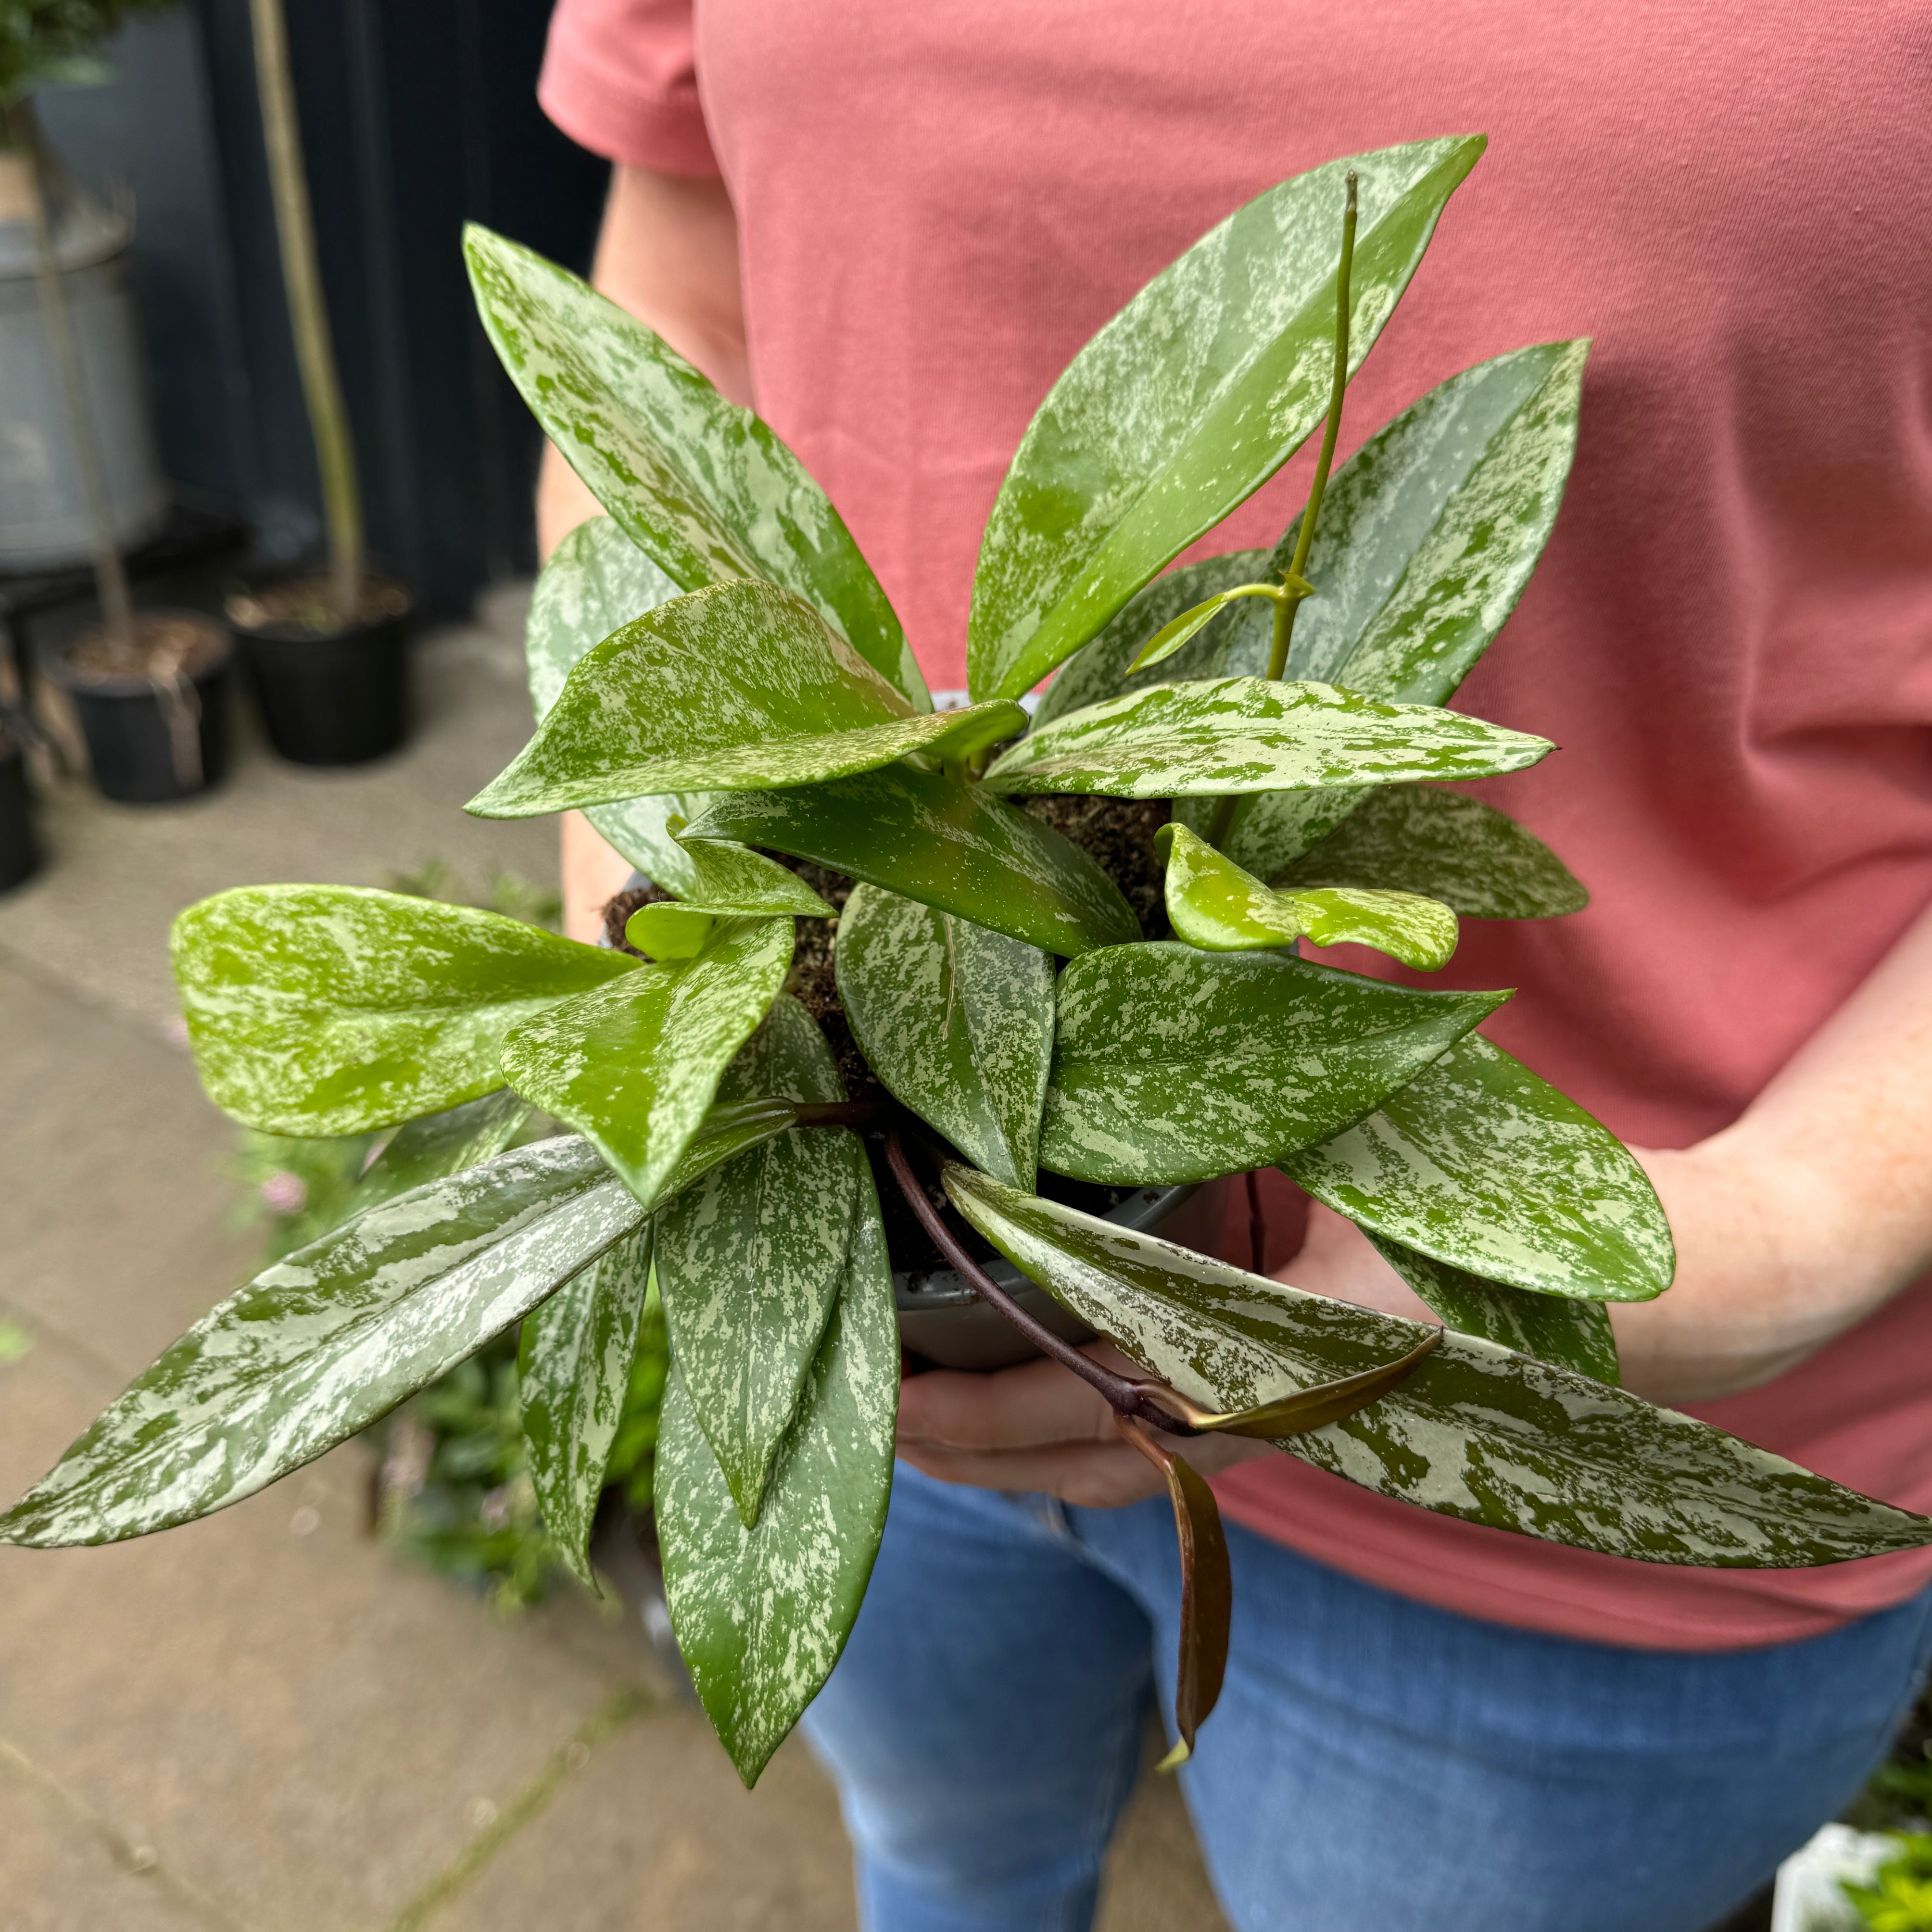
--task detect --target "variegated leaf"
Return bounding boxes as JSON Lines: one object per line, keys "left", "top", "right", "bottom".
{"left": 968, "top": 137, "right": 1485, "bottom": 702}
{"left": 983, "top": 677, "right": 1551, "bottom": 800}
{"left": 348, "top": 1089, "right": 531, "bottom": 1217}
{"left": 527, "top": 515, "right": 706, "bottom": 892}
{"left": 657, "top": 997, "right": 862, "bottom": 1527}
{"left": 943, "top": 1166, "right": 1932, "bottom": 1567}
{"left": 668, "top": 825, "right": 836, "bottom": 917}
{"left": 172, "top": 886, "right": 637, "bottom": 1137}
{"left": 0, "top": 1138, "right": 642, "bottom": 1547}
{"left": 465, "top": 225, "right": 929, "bottom": 710}
{"left": 1032, "top": 548, "right": 1278, "bottom": 731}
{"left": 520, "top": 1222, "right": 656, "bottom": 1585}
{"left": 835, "top": 884, "right": 1054, "bottom": 1188}
{"left": 1156, "top": 821, "right": 1456, "bottom": 970}
{"left": 1282, "top": 1034, "right": 1672, "bottom": 1301}
{"left": 1042, "top": 943, "right": 1502, "bottom": 1183}
{"left": 1364, "top": 1232, "right": 1620, "bottom": 1384}
{"left": 1267, "top": 783, "right": 1588, "bottom": 918}
{"left": 471, "top": 581, "right": 1022, "bottom": 819}
{"left": 657, "top": 1174, "right": 897, "bottom": 1786}
{"left": 686, "top": 762, "right": 1139, "bottom": 957}
{"left": 501, "top": 917, "right": 792, "bottom": 1209}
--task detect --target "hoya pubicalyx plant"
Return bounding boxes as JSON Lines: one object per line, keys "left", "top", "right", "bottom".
{"left": 7, "top": 137, "right": 1929, "bottom": 1790}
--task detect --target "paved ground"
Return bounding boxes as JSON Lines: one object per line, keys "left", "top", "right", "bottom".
{"left": 0, "top": 586, "right": 1230, "bottom": 1932}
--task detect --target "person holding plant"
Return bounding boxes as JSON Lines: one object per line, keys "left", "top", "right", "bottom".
{"left": 532, "top": 3, "right": 1932, "bottom": 1927}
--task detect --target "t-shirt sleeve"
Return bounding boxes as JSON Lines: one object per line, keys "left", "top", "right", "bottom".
{"left": 538, "top": 0, "right": 720, "bottom": 177}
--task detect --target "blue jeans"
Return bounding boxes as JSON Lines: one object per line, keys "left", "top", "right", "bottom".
{"left": 801, "top": 1464, "right": 1932, "bottom": 1932}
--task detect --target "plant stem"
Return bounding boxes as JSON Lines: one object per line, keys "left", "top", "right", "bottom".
{"left": 249, "top": 0, "right": 364, "bottom": 626}
{"left": 1208, "top": 169, "right": 1358, "bottom": 852}
{"left": 7, "top": 100, "right": 135, "bottom": 652}
{"left": 791, "top": 1100, "right": 897, "bottom": 1131}
{"left": 882, "top": 1132, "right": 1198, "bottom": 1431}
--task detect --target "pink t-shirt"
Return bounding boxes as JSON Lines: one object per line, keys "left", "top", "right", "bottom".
{"left": 540, "top": 0, "right": 1932, "bottom": 1650}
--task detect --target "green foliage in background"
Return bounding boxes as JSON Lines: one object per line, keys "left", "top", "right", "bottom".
{"left": 0, "top": 0, "right": 172, "bottom": 106}
{"left": 11, "top": 138, "right": 1932, "bottom": 1800}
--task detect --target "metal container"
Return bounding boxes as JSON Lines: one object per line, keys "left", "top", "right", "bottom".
{"left": 0, "top": 147, "right": 167, "bottom": 570}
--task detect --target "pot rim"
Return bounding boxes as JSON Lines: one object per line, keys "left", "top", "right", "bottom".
{"left": 45, "top": 609, "right": 231, "bottom": 698}
{"left": 892, "top": 1181, "right": 1195, "bottom": 1310}
{"left": 224, "top": 568, "right": 414, "bottom": 645}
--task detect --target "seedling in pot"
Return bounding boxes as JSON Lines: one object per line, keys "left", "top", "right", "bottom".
{"left": 7, "top": 139, "right": 1931, "bottom": 1806}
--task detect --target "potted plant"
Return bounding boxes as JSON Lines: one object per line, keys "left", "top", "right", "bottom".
{"left": 7, "top": 139, "right": 1930, "bottom": 1810}
{"left": 2, "top": 3, "right": 232, "bottom": 805}
{"left": 0, "top": 709, "right": 38, "bottom": 889}
{"left": 221, "top": 0, "right": 412, "bottom": 767}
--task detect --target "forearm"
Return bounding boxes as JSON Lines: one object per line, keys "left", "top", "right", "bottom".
{"left": 1611, "top": 895, "right": 1932, "bottom": 1402}
{"left": 541, "top": 164, "right": 750, "bottom": 940}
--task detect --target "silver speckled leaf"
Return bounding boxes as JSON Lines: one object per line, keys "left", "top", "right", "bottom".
{"left": 1366, "top": 1232, "right": 1621, "bottom": 1384}
{"left": 501, "top": 916, "right": 792, "bottom": 1209}
{"left": 172, "top": 886, "right": 638, "bottom": 1137}
{"left": 657, "top": 997, "right": 862, "bottom": 1527}
{"left": 527, "top": 516, "right": 706, "bottom": 892}
{"left": 968, "top": 137, "right": 1485, "bottom": 703}
{"left": 1158, "top": 821, "right": 1457, "bottom": 970}
{"left": 656, "top": 1174, "right": 897, "bottom": 1787}
{"left": 687, "top": 763, "right": 1139, "bottom": 957}
{"left": 465, "top": 225, "right": 928, "bottom": 711}
{"left": 669, "top": 830, "right": 837, "bottom": 917}
{"left": 943, "top": 1166, "right": 1932, "bottom": 1568}
{"left": 1283, "top": 1034, "right": 1672, "bottom": 1302}
{"left": 0, "top": 1136, "right": 642, "bottom": 1548}
{"left": 1268, "top": 783, "right": 1587, "bottom": 917}
{"left": 835, "top": 884, "right": 1055, "bottom": 1188}
{"left": 348, "top": 1090, "right": 532, "bottom": 1218}
{"left": 520, "top": 1222, "right": 656, "bottom": 1586}
{"left": 472, "top": 581, "right": 1022, "bottom": 818}
{"left": 1043, "top": 943, "right": 1502, "bottom": 1183}
{"left": 984, "top": 677, "right": 1551, "bottom": 800}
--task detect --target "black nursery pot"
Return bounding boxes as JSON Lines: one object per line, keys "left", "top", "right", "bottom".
{"left": 0, "top": 734, "right": 40, "bottom": 893}
{"left": 229, "top": 576, "right": 413, "bottom": 767}
{"left": 49, "top": 612, "right": 233, "bottom": 806}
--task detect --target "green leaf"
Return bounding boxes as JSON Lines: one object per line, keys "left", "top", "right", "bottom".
{"left": 0, "top": 1138, "right": 643, "bottom": 1547}
{"left": 942, "top": 1167, "right": 1932, "bottom": 1568}
{"left": 835, "top": 884, "right": 1054, "bottom": 1187}
{"left": 348, "top": 1090, "right": 532, "bottom": 1217}
{"left": 1281, "top": 1033, "right": 1673, "bottom": 1301}
{"left": 1043, "top": 943, "right": 1502, "bottom": 1183}
{"left": 465, "top": 225, "right": 929, "bottom": 711}
{"left": 172, "top": 886, "right": 637, "bottom": 1137}
{"left": 1267, "top": 783, "right": 1588, "bottom": 918}
{"left": 471, "top": 581, "right": 1022, "bottom": 819}
{"left": 686, "top": 762, "right": 1140, "bottom": 957}
{"left": 655, "top": 1097, "right": 810, "bottom": 1205}
{"left": 1280, "top": 341, "right": 1589, "bottom": 705}
{"left": 1032, "top": 549, "right": 1279, "bottom": 731}
{"left": 968, "top": 136, "right": 1486, "bottom": 702}
{"left": 527, "top": 515, "right": 706, "bottom": 892}
{"left": 1364, "top": 1233, "right": 1620, "bottom": 1383}
{"left": 1156, "top": 821, "right": 1456, "bottom": 970}
{"left": 501, "top": 917, "right": 793, "bottom": 1208}
{"left": 1127, "top": 584, "right": 1294, "bottom": 675}
{"left": 983, "top": 676, "right": 1551, "bottom": 799}
{"left": 657, "top": 997, "right": 863, "bottom": 1527}
{"left": 656, "top": 1173, "right": 897, "bottom": 1786}
{"left": 519, "top": 1223, "right": 656, "bottom": 1586}
{"left": 668, "top": 824, "right": 837, "bottom": 916}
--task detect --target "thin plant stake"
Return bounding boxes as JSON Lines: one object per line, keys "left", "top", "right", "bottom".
{"left": 249, "top": 0, "right": 364, "bottom": 626}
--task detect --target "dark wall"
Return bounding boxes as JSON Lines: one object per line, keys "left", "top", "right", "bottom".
{"left": 44, "top": 0, "right": 608, "bottom": 621}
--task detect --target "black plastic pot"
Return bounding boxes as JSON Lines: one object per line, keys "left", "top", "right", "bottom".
{"left": 229, "top": 580, "right": 412, "bottom": 767}
{"left": 894, "top": 1178, "right": 1227, "bottom": 1371}
{"left": 0, "top": 734, "right": 39, "bottom": 892}
{"left": 49, "top": 612, "right": 232, "bottom": 805}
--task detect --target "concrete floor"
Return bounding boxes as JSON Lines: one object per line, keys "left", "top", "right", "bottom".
{"left": 0, "top": 586, "right": 1229, "bottom": 1932}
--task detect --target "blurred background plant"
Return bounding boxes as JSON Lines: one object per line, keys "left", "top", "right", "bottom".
{"left": 227, "top": 863, "right": 670, "bottom": 1612}
{"left": 1837, "top": 1692, "right": 1932, "bottom": 1931}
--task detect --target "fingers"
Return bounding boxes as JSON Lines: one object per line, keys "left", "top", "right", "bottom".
{"left": 895, "top": 1438, "right": 1167, "bottom": 1509}
{"left": 897, "top": 1356, "right": 1118, "bottom": 1453}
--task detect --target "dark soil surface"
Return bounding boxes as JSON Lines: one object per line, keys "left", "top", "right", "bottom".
{"left": 225, "top": 574, "right": 412, "bottom": 639}
{"left": 64, "top": 611, "right": 227, "bottom": 684}
{"left": 600, "top": 801, "right": 1155, "bottom": 1276}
